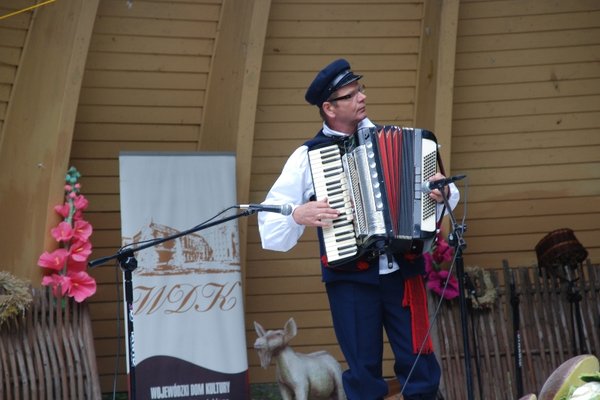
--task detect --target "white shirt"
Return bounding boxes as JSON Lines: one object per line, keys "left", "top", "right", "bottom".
{"left": 258, "top": 118, "right": 460, "bottom": 274}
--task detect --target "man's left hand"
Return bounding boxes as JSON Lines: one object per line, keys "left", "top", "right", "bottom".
{"left": 427, "top": 172, "right": 450, "bottom": 203}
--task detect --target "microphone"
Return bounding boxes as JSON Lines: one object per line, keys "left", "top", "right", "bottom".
{"left": 422, "top": 174, "right": 466, "bottom": 194}
{"left": 237, "top": 203, "right": 293, "bottom": 216}
{"left": 88, "top": 254, "right": 116, "bottom": 268}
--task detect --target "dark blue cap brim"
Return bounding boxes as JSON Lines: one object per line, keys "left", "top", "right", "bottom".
{"left": 330, "top": 71, "right": 362, "bottom": 93}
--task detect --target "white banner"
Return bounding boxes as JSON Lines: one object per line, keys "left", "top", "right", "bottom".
{"left": 119, "top": 152, "right": 248, "bottom": 400}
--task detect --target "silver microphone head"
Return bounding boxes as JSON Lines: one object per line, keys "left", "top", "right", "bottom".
{"left": 281, "top": 204, "right": 293, "bottom": 216}
{"left": 422, "top": 181, "right": 434, "bottom": 194}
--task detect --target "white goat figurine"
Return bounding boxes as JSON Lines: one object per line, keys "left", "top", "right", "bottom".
{"left": 254, "top": 318, "right": 346, "bottom": 400}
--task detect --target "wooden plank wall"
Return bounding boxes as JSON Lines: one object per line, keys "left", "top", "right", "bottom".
{"left": 244, "top": 0, "right": 426, "bottom": 383}
{"left": 0, "top": 0, "right": 594, "bottom": 395}
{"left": 452, "top": 0, "right": 600, "bottom": 269}
{"left": 0, "top": 1, "right": 35, "bottom": 138}
{"left": 0, "top": 0, "right": 100, "bottom": 280}
{"left": 71, "top": 0, "right": 221, "bottom": 392}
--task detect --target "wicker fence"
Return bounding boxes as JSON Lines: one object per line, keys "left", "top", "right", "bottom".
{"left": 0, "top": 288, "right": 101, "bottom": 400}
{"left": 433, "top": 260, "right": 599, "bottom": 400}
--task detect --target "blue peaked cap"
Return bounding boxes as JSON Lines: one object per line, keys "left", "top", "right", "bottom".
{"left": 305, "top": 59, "right": 362, "bottom": 107}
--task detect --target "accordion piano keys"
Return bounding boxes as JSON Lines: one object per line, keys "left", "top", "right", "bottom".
{"left": 309, "top": 145, "right": 359, "bottom": 263}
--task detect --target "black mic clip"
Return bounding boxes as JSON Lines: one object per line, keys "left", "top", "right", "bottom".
{"left": 117, "top": 249, "right": 137, "bottom": 272}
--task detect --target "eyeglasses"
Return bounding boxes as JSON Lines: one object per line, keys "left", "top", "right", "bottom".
{"left": 327, "top": 84, "right": 365, "bottom": 103}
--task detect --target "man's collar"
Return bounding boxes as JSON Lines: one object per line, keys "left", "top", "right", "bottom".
{"left": 322, "top": 118, "right": 374, "bottom": 137}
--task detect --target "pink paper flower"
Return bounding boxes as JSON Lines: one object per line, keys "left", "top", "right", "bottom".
{"left": 67, "top": 259, "right": 88, "bottom": 273}
{"left": 70, "top": 240, "right": 92, "bottom": 262}
{"left": 51, "top": 221, "right": 74, "bottom": 242}
{"left": 39, "top": 167, "right": 96, "bottom": 302}
{"left": 38, "top": 249, "right": 69, "bottom": 271}
{"left": 432, "top": 237, "right": 453, "bottom": 264}
{"left": 73, "top": 195, "right": 89, "bottom": 211}
{"left": 54, "top": 203, "right": 70, "bottom": 218}
{"left": 426, "top": 269, "right": 459, "bottom": 300}
{"left": 73, "top": 220, "right": 92, "bottom": 241}
{"left": 424, "top": 231, "right": 458, "bottom": 300}
{"left": 64, "top": 271, "right": 97, "bottom": 303}
{"left": 72, "top": 209, "right": 83, "bottom": 221}
{"left": 42, "top": 273, "right": 70, "bottom": 297}
{"left": 424, "top": 252, "right": 434, "bottom": 273}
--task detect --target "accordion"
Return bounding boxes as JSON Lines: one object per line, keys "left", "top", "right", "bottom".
{"left": 308, "top": 126, "right": 439, "bottom": 266}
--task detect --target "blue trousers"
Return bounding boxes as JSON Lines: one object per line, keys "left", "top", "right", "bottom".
{"left": 325, "top": 270, "right": 440, "bottom": 400}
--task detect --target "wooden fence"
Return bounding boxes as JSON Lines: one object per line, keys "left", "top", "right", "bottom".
{"left": 0, "top": 288, "right": 101, "bottom": 400}
{"left": 433, "top": 260, "right": 599, "bottom": 400}
{"left": 3, "top": 262, "right": 597, "bottom": 400}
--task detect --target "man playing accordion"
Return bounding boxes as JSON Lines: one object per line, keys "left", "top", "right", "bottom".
{"left": 258, "top": 59, "right": 460, "bottom": 400}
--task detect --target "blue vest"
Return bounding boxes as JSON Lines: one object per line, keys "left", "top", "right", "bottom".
{"left": 304, "top": 130, "right": 425, "bottom": 285}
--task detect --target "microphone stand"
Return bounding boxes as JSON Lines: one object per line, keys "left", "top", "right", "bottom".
{"left": 509, "top": 270, "right": 524, "bottom": 397}
{"left": 88, "top": 208, "right": 256, "bottom": 400}
{"left": 464, "top": 272, "right": 484, "bottom": 400}
{"left": 562, "top": 266, "right": 586, "bottom": 355}
{"left": 438, "top": 184, "right": 474, "bottom": 400}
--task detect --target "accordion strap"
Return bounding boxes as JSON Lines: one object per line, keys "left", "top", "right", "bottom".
{"left": 435, "top": 151, "right": 448, "bottom": 229}
{"left": 436, "top": 150, "right": 446, "bottom": 177}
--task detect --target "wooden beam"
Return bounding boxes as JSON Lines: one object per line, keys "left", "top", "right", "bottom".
{"left": 414, "top": 0, "right": 459, "bottom": 171}
{"left": 414, "top": 0, "right": 441, "bottom": 133}
{"left": 233, "top": 0, "right": 271, "bottom": 286}
{"left": 0, "top": 0, "right": 100, "bottom": 281}
{"left": 199, "top": 0, "right": 270, "bottom": 154}
{"left": 199, "top": 0, "right": 271, "bottom": 288}
{"left": 433, "top": 0, "right": 459, "bottom": 171}
{"left": 234, "top": 0, "right": 271, "bottom": 203}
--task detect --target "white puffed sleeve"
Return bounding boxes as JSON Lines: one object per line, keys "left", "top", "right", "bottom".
{"left": 257, "top": 146, "right": 315, "bottom": 252}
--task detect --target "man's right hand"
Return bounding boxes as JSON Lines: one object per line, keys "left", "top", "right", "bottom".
{"left": 292, "top": 198, "right": 339, "bottom": 227}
